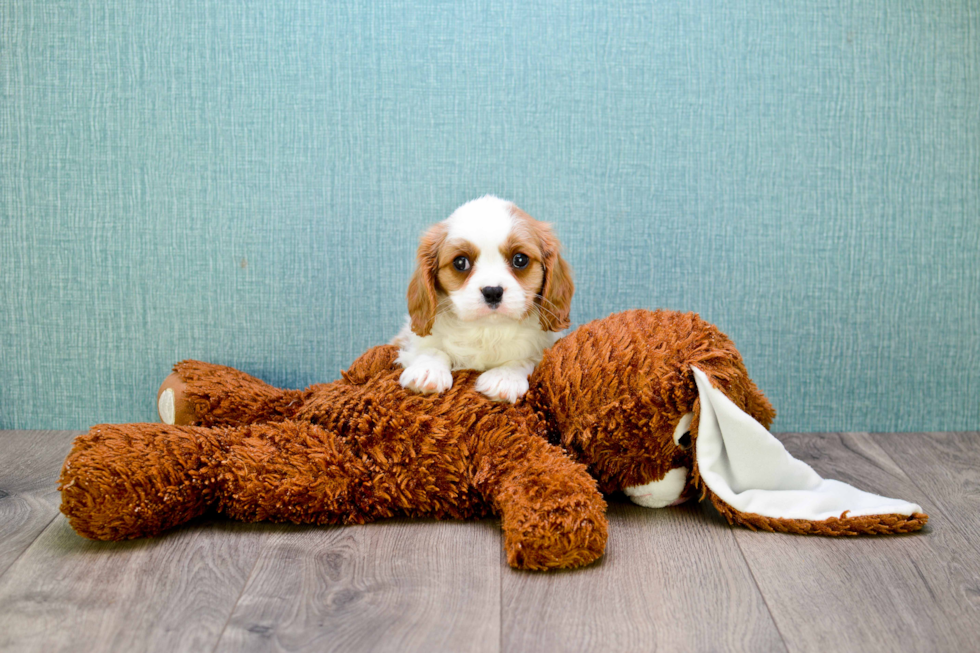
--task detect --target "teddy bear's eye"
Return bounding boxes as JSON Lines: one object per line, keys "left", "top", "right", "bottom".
{"left": 453, "top": 256, "right": 471, "bottom": 272}
{"left": 512, "top": 253, "right": 530, "bottom": 269}
{"left": 673, "top": 412, "right": 694, "bottom": 449}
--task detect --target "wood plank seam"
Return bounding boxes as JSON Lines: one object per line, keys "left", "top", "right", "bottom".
{"left": 728, "top": 522, "right": 791, "bottom": 652}
{"left": 209, "top": 540, "right": 266, "bottom": 653}
{"left": 868, "top": 431, "right": 975, "bottom": 555}
{"left": 0, "top": 509, "right": 59, "bottom": 581}
{"left": 866, "top": 433, "right": 938, "bottom": 513}
{"left": 498, "top": 530, "right": 504, "bottom": 653}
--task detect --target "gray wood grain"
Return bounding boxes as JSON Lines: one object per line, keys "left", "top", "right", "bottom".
{"left": 734, "top": 432, "right": 980, "bottom": 653}
{"left": 870, "top": 432, "right": 980, "bottom": 557}
{"left": 0, "top": 431, "right": 78, "bottom": 577}
{"left": 215, "top": 519, "right": 501, "bottom": 653}
{"left": 0, "top": 516, "right": 270, "bottom": 653}
{"left": 502, "top": 500, "right": 786, "bottom": 653}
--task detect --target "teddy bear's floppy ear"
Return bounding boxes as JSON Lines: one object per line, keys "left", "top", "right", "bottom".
{"left": 689, "top": 366, "right": 928, "bottom": 535}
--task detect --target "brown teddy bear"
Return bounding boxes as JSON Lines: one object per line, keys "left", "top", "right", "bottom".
{"left": 59, "top": 309, "right": 927, "bottom": 570}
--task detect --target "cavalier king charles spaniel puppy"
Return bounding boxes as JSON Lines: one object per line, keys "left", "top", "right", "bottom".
{"left": 393, "top": 195, "right": 574, "bottom": 403}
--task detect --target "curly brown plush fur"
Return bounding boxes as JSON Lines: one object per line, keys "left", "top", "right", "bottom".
{"left": 61, "top": 349, "right": 607, "bottom": 570}
{"left": 59, "top": 309, "right": 926, "bottom": 570}
{"left": 526, "top": 309, "right": 776, "bottom": 494}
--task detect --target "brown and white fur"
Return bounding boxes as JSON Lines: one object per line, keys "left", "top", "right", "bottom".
{"left": 393, "top": 195, "right": 574, "bottom": 403}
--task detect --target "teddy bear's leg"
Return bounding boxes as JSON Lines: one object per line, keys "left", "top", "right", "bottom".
{"left": 476, "top": 434, "right": 608, "bottom": 570}
{"left": 215, "top": 419, "right": 378, "bottom": 526}
{"left": 60, "top": 423, "right": 225, "bottom": 540}
{"left": 158, "top": 360, "right": 307, "bottom": 427}
{"left": 61, "top": 420, "right": 382, "bottom": 541}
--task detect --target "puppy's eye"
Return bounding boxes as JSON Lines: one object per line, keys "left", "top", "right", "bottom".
{"left": 453, "top": 256, "right": 471, "bottom": 272}
{"left": 512, "top": 253, "right": 530, "bottom": 269}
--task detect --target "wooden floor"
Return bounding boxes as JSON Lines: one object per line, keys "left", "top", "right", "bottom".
{"left": 1, "top": 430, "right": 978, "bottom": 652}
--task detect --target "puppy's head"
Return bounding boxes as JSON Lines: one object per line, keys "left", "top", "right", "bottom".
{"left": 407, "top": 195, "right": 574, "bottom": 336}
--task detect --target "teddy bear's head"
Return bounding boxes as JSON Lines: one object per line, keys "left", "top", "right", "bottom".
{"left": 526, "top": 309, "right": 774, "bottom": 506}
{"left": 526, "top": 309, "right": 925, "bottom": 537}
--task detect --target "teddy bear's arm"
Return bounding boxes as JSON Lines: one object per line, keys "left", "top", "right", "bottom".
{"left": 340, "top": 345, "right": 401, "bottom": 384}
{"left": 159, "top": 360, "right": 307, "bottom": 427}
{"left": 474, "top": 429, "right": 608, "bottom": 570}
{"left": 158, "top": 347, "right": 404, "bottom": 428}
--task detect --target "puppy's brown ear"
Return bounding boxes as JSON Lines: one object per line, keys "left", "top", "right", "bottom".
{"left": 407, "top": 224, "right": 446, "bottom": 336}
{"left": 536, "top": 223, "right": 574, "bottom": 332}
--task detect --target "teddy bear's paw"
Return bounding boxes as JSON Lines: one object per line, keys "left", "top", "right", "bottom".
{"left": 475, "top": 367, "right": 529, "bottom": 403}
{"left": 158, "top": 387, "right": 176, "bottom": 424}
{"left": 156, "top": 372, "right": 196, "bottom": 425}
{"left": 504, "top": 514, "right": 608, "bottom": 570}
{"left": 399, "top": 361, "right": 453, "bottom": 394}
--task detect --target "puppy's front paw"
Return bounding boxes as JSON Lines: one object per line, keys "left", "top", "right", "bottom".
{"left": 475, "top": 367, "right": 529, "bottom": 403}
{"left": 400, "top": 361, "right": 453, "bottom": 394}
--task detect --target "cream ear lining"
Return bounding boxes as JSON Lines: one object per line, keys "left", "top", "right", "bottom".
{"left": 691, "top": 366, "right": 922, "bottom": 521}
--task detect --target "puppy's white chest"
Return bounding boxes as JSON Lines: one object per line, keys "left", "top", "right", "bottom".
{"left": 436, "top": 319, "right": 546, "bottom": 370}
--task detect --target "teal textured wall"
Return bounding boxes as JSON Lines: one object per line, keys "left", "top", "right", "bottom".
{"left": 2, "top": 1, "right": 978, "bottom": 431}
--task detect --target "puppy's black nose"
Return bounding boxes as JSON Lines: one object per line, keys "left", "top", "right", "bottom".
{"left": 481, "top": 286, "right": 504, "bottom": 306}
